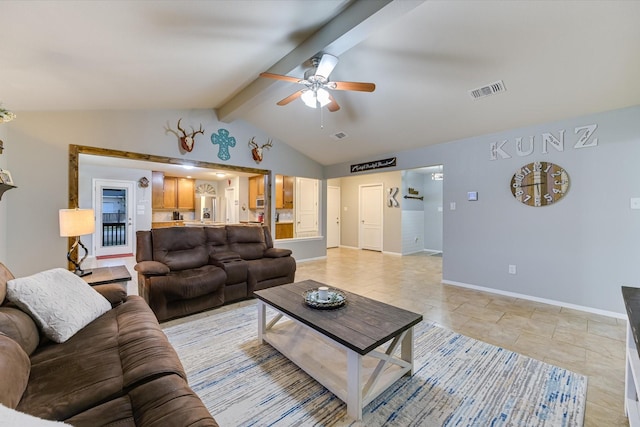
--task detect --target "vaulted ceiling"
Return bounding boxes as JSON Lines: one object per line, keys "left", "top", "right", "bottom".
{"left": 2, "top": 1, "right": 639, "bottom": 166}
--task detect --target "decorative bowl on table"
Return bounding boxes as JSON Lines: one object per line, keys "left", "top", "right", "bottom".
{"left": 304, "top": 288, "right": 347, "bottom": 309}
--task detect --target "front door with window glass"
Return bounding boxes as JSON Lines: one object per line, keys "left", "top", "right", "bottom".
{"left": 94, "top": 179, "right": 134, "bottom": 257}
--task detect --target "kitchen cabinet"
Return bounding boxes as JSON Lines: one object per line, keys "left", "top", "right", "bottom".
{"left": 152, "top": 171, "right": 165, "bottom": 209}
{"left": 152, "top": 171, "right": 195, "bottom": 210}
{"left": 163, "top": 177, "right": 178, "bottom": 209}
{"left": 283, "top": 175, "right": 294, "bottom": 209}
{"left": 249, "top": 175, "right": 265, "bottom": 209}
{"left": 275, "top": 175, "right": 294, "bottom": 209}
{"left": 275, "top": 223, "right": 294, "bottom": 239}
{"left": 177, "top": 178, "right": 195, "bottom": 209}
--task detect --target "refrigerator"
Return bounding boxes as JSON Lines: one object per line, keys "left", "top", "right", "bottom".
{"left": 195, "top": 195, "right": 221, "bottom": 223}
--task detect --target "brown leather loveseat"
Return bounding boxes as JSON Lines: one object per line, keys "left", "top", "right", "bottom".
{"left": 0, "top": 262, "right": 217, "bottom": 426}
{"left": 135, "top": 224, "right": 296, "bottom": 322}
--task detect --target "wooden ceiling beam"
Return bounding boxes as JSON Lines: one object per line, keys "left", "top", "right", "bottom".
{"left": 215, "top": 0, "right": 424, "bottom": 123}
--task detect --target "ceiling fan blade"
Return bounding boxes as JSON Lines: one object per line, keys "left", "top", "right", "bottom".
{"left": 259, "top": 72, "right": 302, "bottom": 84}
{"left": 315, "top": 53, "right": 339, "bottom": 79}
{"left": 327, "top": 95, "right": 340, "bottom": 112}
{"left": 333, "top": 81, "right": 376, "bottom": 92}
{"left": 276, "top": 90, "right": 304, "bottom": 106}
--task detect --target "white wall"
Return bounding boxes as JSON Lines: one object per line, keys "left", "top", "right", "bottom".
{"left": 423, "top": 172, "right": 443, "bottom": 252}
{"left": 337, "top": 171, "right": 402, "bottom": 253}
{"left": 3, "top": 109, "right": 326, "bottom": 277}
{"left": 79, "top": 163, "right": 153, "bottom": 256}
{"left": 325, "top": 105, "right": 640, "bottom": 314}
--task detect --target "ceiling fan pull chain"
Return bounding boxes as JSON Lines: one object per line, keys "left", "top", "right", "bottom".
{"left": 320, "top": 102, "right": 324, "bottom": 129}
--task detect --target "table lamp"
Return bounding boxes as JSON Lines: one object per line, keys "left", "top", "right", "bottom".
{"left": 59, "top": 208, "right": 95, "bottom": 277}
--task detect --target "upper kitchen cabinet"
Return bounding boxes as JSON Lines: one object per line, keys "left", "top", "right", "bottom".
{"left": 152, "top": 171, "right": 195, "bottom": 210}
{"left": 275, "top": 175, "right": 294, "bottom": 209}
{"left": 248, "top": 175, "right": 265, "bottom": 209}
{"left": 152, "top": 171, "right": 165, "bottom": 209}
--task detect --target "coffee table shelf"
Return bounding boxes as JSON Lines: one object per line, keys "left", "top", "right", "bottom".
{"left": 255, "top": 280, "right": 422, "bottom": 420}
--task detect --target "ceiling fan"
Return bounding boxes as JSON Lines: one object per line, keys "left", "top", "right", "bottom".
{"left": 259, "top": 53, "right": 375, "bottom": 112}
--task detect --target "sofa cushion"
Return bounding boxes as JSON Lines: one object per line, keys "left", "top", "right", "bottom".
{"left": 204, "top": 226, "right": 229, "bottom": 253}
{"left": 226, "top": 225, "right": 267, "bottom": 260}
{"left": 7, "top": 268, "right": 111, "bottom": 343}
{"left": 64, "top": 375, "right": 218, "bottom": 427}
{"left": 0, "top": 307, "right": 40, "bottom": 355}
{"left": 18, "top": 296, "right": 187, "bottom": 421}
{"left": 0, "top": 334, "right": 30, "bottom": 409}
{"left": 163, "top": 266, "right": 225, "bottom": 302}
{"left": 0, "top": 404, "right": 71, "bottom": 426}
{"left": 152, "top": 227, "right": 209, "bottom": 270}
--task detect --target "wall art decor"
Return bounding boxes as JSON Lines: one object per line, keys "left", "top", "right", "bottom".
{"left": 211, "top": 129, "right": 236, "bottom": 161}
{"left": 166, "top": 118, "right": 204, "bottom": 152}
{"left": 387, "top": 187, "right": 399, "bottom": 207}
{"left": 248, "top": 137, "right": 273, "bottom": 164}
{"left": 351, "top": 157, "right": 396, "bottom": 173}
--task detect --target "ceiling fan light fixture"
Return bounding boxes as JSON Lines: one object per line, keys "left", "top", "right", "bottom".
{"left": 301, "top": 88, "right": 331, "bottom": 109}
{"left": 301, "top": 90, "right": 317, "bottom": 108}
{"left": 316, "top": 88, "right": 331, "bottom": 107}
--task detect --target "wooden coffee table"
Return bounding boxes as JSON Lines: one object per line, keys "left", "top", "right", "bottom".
{"left": 254, "top": 280, "right": 423, "bottom": 420}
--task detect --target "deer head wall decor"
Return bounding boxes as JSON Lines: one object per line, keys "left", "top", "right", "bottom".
{"left": 248, "top": 137, "right": 273, "bottom": 164}
{"left": 166, "top": 118, "right": 204, "bottom": 152}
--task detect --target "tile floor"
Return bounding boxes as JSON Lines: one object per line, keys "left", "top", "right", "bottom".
{"left": 96, "top": 247, "right": 628, "bottom": 427}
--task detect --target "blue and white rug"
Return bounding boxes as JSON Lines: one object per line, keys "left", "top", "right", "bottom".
{"left": 162, "top": 301, "right": 586, "bottom": 426}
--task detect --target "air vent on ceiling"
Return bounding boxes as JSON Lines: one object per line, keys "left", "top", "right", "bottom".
{"left": 329, "top": 131, "right": 349, "bottom": 141}
{"left": 469, "top": 80, "right": 506, "bottom": 99}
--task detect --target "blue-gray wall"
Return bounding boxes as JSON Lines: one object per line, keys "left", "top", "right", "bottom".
{"left": 326, "top": 105, "right": 640, "bottom": 315}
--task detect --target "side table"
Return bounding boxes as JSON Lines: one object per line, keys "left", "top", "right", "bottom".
{"left": 82, "top": 265, "right": 131, "bottom": 287}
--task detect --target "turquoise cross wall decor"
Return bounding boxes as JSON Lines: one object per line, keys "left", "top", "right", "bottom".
{"left": 211, "top": 128, "right": 236, "bottom": 161}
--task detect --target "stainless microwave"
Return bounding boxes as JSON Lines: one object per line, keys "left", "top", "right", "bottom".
{"left": 256, "top": 198, "right": 265, "bottom": 208}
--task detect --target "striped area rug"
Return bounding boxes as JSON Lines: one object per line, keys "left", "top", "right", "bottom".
{"left": 162, "top": 301, "right": 586, "bottom": 427}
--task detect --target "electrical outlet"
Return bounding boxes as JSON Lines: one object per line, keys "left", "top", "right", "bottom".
{"left": 508, "top": 265, "right": 517, "bottom": 275}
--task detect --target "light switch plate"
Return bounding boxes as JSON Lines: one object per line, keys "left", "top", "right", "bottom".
{"left": 631, "top": 198, "right": 640, "bottom": 210}
{"left": 450, "top": 202, "right": 456, "bottom": 210}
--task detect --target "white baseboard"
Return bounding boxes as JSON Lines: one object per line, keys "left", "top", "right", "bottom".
{"left": 338, "top": 245, "right": 359, "bottom": 250}
{"left": 442, "top": 279, "right": 625, "bottom": 319}
{"left": 382, "top": 251, "right": 402, "bottom": 256}
{"left": 296, "top": 255, "right": 327, "bottom": 263}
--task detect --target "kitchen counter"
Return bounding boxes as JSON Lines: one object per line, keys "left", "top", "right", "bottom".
{"left": 151, "top": 220, "right": 184, "bottom": 228}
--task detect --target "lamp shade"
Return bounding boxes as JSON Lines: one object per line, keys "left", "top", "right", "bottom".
{"left": 59, "top": 209, "right": 95, "bottom": 237}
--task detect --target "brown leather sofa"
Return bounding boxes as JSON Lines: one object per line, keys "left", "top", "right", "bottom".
{"left": 0, "top": 262, "right": 218, "bottom": 426}
{"left": 135, "top": 224, "right": 296, "bottom": 322}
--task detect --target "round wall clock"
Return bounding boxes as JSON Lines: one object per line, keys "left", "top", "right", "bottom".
{"left": 510, "top": 161, "right": 569, "bottom": 207}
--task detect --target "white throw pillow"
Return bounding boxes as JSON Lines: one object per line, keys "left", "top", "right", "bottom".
{"left": 0, "top": 404, "right": 72, "bottom": 426}
{"left": 6, "top": 268, "right": 111, "bottom": 343}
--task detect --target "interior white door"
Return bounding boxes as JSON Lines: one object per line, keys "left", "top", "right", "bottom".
{"left": 93, "top": 179, "right": 135, "bottom": 257}
{"left": 295, "top": 177, "right": 318, "bottom": 237}
{"left": 359, "top": 184, "right": 383, "bottom": 251}
{"left": 225, "top": 187, "right": 237, "bottom": 224}
{"left": 327, "top": 186, "right": 340, "bottom": 248}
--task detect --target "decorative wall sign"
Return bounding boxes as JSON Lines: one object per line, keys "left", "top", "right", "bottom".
{"left": 489, "top": 123, "right": 598, "bottom": 161}
{"left": 138, "top": 177, "right": 149, "bottom": 188}
{"left": 211, "top": 129, "right": 236, "bottom": 161}
{"left": 387, "top": 187, "right": 399, "bottom": 207}
{"left": 510, "top": 161, "right": 569, "bottom": 207}
{"left": 350, "top": 157, "right": 396, "bottom": 173}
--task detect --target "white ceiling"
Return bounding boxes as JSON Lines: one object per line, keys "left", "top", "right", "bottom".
{"left": 2, "top": 1, "right": 639, "bottom": 166}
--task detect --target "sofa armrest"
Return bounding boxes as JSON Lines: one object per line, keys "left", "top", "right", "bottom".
{"left": 209, "top": 251, "right": 241, "bottom": 266}
{"left": 134, "top": 260, "right": 170, "bottom": 276}
{"left": 264, "top": 248, "right": 292, "bottom": 258}
{"left": 93, "top": 284, "right": 127, "bottom": 306}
